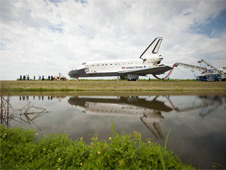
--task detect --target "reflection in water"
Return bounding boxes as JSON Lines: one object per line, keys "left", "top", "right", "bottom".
{"left": 68, "top": 95, "right": 226, "bottom": 140}
{"left": 166, "top": 96, "right": 225, "bottom": 118}
{"left": 1, "top": 96, "right": 48, "bottom": 130}
{"left": 140, "top": 112, "right": 164, "bottom": 139}
{"left": 3, "top": 95, "right": 225, "bottom": 136}
{"left": 68, "top": 96, "right": 170, "bottom": 139}
{"left": 198, "top": 96, "right": 224, "bottom": 118}
{"left": 19, "top": 95, "right": 66, "bottom": 101}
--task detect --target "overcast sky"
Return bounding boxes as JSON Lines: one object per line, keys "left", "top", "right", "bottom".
{"left": 0, "top": 0, "right": 226, "bottom": 80}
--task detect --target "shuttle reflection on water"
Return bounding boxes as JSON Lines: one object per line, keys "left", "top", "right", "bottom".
{"left": 2, "top": 95, "right": 225, "bottom": 139}
{"left": 68, "top": 96, "right": 171, "bottom": 139}
{"left": 68, "top": 95, "right": 226, "bottom": 139}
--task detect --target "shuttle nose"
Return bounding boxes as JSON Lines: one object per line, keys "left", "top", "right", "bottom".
{"left": 68, "top": 69, "right": 79, "bottom": 78}
{"left": 68, "top": 70, "right": 74, "bottom": 77}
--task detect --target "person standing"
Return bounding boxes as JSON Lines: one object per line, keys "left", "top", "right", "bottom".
{"left": 59, "top": 73, "right": 62, "bottom": 80}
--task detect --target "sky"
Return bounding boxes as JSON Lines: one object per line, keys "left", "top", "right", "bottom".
{"left": 0, "top": 0, "right": 226, "bottom": 80}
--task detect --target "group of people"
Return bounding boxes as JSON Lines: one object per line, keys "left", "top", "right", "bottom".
{"left": 19, "top": 73, "right": 64, "bottom": 81}
{"left": 20, "top": 75, "right": 30, "bottom": 80}
{"left": 19, "top": 75, "right": 45, "bottom": 81}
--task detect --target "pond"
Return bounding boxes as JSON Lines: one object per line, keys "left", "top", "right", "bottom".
{"left": 1, "top": 93, "right": 226, "bottom": 169}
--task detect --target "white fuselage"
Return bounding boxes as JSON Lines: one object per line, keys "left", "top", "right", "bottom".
{"left": 68, "top": 54, "right": 165, "bottom": 78}
{"left": 82, "top": 58, "right": 159, "bottom": 74}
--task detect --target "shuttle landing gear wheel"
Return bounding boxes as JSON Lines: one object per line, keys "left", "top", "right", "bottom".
{"left": 127, "top": 74, "right": 139, "bottom": 81}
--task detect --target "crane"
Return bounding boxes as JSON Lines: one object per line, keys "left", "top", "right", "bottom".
{"left": 198, "top": 59, "right": 221, "bottom": 74}
{"left": 197, "top": 59, "right": 226, "bottom": 81}
{"left": 153, "top": 59, "right": 226, "bottom": 81}
{"left": 174, "top": 61, "right": 221, "bottom": 81}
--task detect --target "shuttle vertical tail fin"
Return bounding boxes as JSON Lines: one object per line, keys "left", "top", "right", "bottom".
{"left": 140, "top": 37, "right": 163, "bottom": 60}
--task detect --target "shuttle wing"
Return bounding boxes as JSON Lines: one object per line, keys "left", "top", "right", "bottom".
{"left": 118, "top": 65, "right": 172, "bottom": 76}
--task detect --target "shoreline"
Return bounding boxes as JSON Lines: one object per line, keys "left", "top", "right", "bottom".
{"left": 2, "top": 91, "right": 226, "bottom": 97}
{"left": 1, "top": 80, "right": 226, "bottom": 93}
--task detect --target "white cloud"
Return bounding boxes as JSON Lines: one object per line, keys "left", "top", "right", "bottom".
{"left": 0, "top": 0, "right": 226, "bottom": 80}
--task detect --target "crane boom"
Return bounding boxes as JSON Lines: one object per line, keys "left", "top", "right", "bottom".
{"left": 198, "top": 59, "right": 221, "bottom": 73}
{"left": 174, "top": 62, "right": 206, "bottom": 71}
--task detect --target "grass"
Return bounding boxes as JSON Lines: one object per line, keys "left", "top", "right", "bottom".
{"left": 1, "top": 80, "right": 226, "bottom": 92}
{"left": 0, "top": 125, "right": 195, "bottom": 169}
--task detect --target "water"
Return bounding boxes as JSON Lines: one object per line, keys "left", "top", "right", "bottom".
{"left": 1, "top": 93, "right": 226, "bottom": 169}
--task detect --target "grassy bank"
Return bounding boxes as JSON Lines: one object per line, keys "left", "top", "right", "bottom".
{"left": 1, "top": 80, "right": 226, "bottom": 92}
{"left": 0, "top": 125, "right": 194, "bottom": 169}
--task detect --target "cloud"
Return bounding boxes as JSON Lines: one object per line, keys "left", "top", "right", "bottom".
{"left": 0, "top": 0, "right": 226, "bottom": 80}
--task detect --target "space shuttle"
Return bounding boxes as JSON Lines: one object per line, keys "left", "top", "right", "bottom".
{"left": 68, "top": 37, "right": 172, "bottom": 80}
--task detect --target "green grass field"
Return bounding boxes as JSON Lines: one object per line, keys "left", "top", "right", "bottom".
{"left": 1, "top": 80, "right": 226, "bottom": 92}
